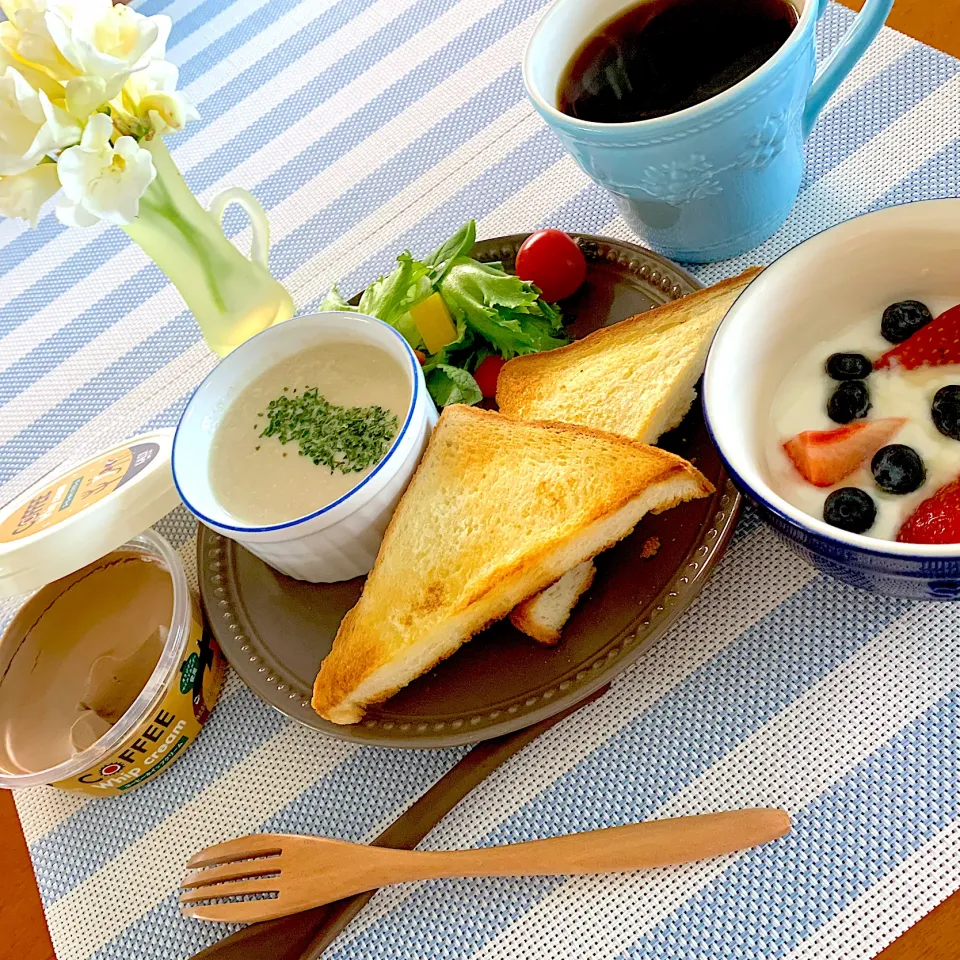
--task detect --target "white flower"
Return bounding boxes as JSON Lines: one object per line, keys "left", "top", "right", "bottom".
{"left": 55, "top": 112, "right": 154, "bottom": 226}
{"left": 0, "top": 64, "right": 80, "bottom": 175}
{"left": 63, "top": 73, "right": 113, "bottom": 119}
{"left": 0, "top": 0, "right": 73, "bottom": 83}
{"left": 55, "top": 191, "right": 98, "bottom": 225}
{"left": 0, "top": 30, "right": 63, "bottom": 98}
{"left": 114, "top": 60, "right": 198, "bottom": 136}
{"left": 45, "top": 1, "right": 170, "bottom": 87}
{"left": 0, "top": 160, "right": 60, "bottom": 225}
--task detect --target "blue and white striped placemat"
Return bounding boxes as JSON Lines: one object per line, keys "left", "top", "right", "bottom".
{"left": 4, "top": 1, "right": 960, "bottom": 958}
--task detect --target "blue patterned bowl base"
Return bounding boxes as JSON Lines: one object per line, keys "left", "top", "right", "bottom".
{"left": 755, "top": 500, "right": 960, "bottom": 600}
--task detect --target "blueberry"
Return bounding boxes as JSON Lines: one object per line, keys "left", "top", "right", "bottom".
{"left": 823, "top": 488, "right": 877, "bottom": 534}
{"left": 881, "top": 300, "right": 933, "bottom": 343}
{"left": 827, "top": 380, "right": 871, "bottom": 424}
{"left": 931, "top": 385, "right": 960, "bottom": 440}
{"left": 825, "top": 352, "right": 872, "bottom": 381}
{"left": 871, "top": 444, "right": 926, "bottom": 495}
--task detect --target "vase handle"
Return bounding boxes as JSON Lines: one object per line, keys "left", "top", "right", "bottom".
{"left": 208, "top": 187, "right": 271, "bottom": 266}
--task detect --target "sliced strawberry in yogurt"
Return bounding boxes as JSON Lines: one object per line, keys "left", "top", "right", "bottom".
{"left": 783, "top": 418, "right": 906, "bottom": 488}
{"left": 875, "top": 303, "right": 960, "bottom": 370}
{"left": 897, "top": 473, "right": 960, "bottom": 544}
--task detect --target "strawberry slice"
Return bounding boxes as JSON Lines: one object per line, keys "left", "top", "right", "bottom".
{"left": 783, "top": 418, "right": 905, "bottom": 488}
{"left": 875, "top": 303, "right": 960, "bottom": 370}
{"left": 897, "top": 474, "right": 960, "bottom": 544}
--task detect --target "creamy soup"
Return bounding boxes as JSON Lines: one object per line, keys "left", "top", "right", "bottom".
{"left": 209, "top": 342, "right": 410, "bottom": 525}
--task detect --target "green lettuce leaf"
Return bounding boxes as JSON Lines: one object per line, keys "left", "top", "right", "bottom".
{"left": 354, "top": 253, "right": 433, "bottom": 348}
{"left": 318, "top": 284, "right": 358, "bottom": 312}
{"left": 438, "top": 257, "right": 569, "bottom": 358}
{"left": 534, "top": 297, "right": 565, "bottom": 334}
{"left": 421, "top": 220, "right": 476, "bottom": 284}
{"left": 425, "top": 363, "right": 483, "bottom": 407}
{"left": 357, "top": 254, "right": 429, "bottom": 319}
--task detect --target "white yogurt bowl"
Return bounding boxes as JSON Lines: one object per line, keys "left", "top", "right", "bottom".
{"left": 704, "top": 199, "right": 960, "bottom": 598}
{"left": 173, "top": 312, "right": 436, "bottom": 582}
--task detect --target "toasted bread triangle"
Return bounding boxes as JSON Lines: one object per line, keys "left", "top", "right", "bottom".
{"left": 508, "top": 559, "right": 596, "bottom": 646}
{"left": 312, "top": 405, "right": 712, "bottom": 723}
{"left": 496, "top": 267, "right": 761, "bottom": 443}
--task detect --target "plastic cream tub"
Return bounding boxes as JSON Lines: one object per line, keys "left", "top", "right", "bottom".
{"left": 0, "top": 433, "right": 225, "bottom": 796}
{"left": 172, "top": 312, "right": 437, "bottom": 583}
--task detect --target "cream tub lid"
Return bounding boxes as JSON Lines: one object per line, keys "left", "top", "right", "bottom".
{"left": 0, "top": 430, "right": 181, "bottom": 598}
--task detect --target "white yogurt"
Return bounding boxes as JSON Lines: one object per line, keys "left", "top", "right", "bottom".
{"left": 768, "top": 308, "right": 960, "bottom": 541}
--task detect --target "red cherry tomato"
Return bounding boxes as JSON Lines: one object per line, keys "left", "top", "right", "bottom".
{"left": 474, "top": 355, "right": 506, "bottom": 398}
{"left": 514, "top": 229, "right": 587, "bottom": 302}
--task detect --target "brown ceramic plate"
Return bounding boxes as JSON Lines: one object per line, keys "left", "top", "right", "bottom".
{"left": 197, "top": 234, "right": 740, "bottom": 748}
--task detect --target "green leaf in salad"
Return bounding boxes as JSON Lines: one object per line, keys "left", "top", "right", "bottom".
{"left": 532, "top": 296, "right": 565, "bottom": 334}
{"left": 419, "top": 322, "right": 497, "bottom": 408}
{"left": 320, "top": 257, "right": 431, "bottom": 349}
{"left": 318, "top": 284, "right": 358, "bottom": 312}
{"left": 421, "top": 220, "right": 476, "bottom": 284}
{"left": 438, "top": 257, "right": 570, "bottom": 359}
{"left": 355, "top": 252, "right": 433, "bottom": 348}
{"left": 424, "top": 363, "right": 483, "bottom": 407}
{"left": 420, "top": 316, "right": 473, "bottom": 370}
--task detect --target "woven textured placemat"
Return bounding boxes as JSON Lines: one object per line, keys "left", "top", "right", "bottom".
{"left": 3, "top": 1, "right": 960, "bottom": 958}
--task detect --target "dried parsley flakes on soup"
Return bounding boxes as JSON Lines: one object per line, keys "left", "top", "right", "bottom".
{"left": 258, "top": 387, "right": 399, "bottom": 474}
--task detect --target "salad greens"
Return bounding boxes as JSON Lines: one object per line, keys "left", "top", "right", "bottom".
{"left": 320, "top": 221, "right": 569, "bottom": 408}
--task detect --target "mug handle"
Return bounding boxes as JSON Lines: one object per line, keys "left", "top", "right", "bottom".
{"left": 208, "top": 187, "right": 271, "bottom": 266}
{"left": 802, "top": 0, "right": 894, "bottom": 137}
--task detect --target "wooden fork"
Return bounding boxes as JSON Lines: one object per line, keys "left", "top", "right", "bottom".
{"left": 180, "top": 808, "right": 790, "bottom": 923}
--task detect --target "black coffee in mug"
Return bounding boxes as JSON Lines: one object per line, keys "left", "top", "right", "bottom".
{"left": 558, "top": 0, "right": 799, "bottom": 124}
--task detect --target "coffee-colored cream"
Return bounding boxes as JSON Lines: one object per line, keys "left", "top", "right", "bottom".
{"left": 0, "top": 551, "right": 172, "bottom": 776}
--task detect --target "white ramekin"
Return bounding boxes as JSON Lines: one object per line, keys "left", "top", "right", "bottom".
{"left": 173, "top": 312, "right": 436, "bottom": 582}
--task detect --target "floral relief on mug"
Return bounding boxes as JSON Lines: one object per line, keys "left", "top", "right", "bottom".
{"left": 628, "top": 109, "right": 794, "bottom": 208}
{"left": 633, "top": 154, "right": 723, "bottom": 204}
{"left": 735, "top": 110, "right": 791, "bottom": 169}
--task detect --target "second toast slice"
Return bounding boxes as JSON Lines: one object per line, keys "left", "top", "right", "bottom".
{"left": 496, "top": 267, "right": 760, "bottom": 443}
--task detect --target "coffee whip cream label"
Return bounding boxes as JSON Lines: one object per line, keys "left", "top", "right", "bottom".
{"left": 54, "top": 619, "right": 225, "bottom": 796}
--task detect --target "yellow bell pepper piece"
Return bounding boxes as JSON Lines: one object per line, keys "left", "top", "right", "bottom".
{"left": 410, "top": 292, "right": 457, "bottom": 354}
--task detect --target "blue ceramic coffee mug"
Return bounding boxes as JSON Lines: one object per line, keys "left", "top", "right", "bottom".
{"left": 523, "top": 0, "right": 893, "bottom": 262}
